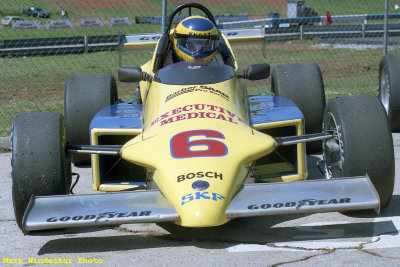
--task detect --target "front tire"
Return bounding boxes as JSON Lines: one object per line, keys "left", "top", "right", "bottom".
{"left": 271, "top": 63, "right": 326, "bottom": 153}
{"left": 12, "top": 112, "right": 71, "bottom": 230}
{"left": 378, "top": 53, "right": 400, "bottom": 131}
{"left": 64, "top": 74, "right": 118, "bottom": 166}
{"left": 322, "top": 95, "right": 394, "bottom": 209}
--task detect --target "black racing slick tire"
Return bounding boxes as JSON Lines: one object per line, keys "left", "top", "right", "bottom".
{"left": 322, "top": 95, "right": 394, "bottom": 209}
{"left": 271, "top": 63, "right": 326, "bottom": 153}
{"left": 12, "top": 112, "right": 71, "bottom": 230}
{"left": 378, "top": 53, "right": 400, "bottom": 131}
{"left": 65, "top": 74, "right": 118, "bottom": 166}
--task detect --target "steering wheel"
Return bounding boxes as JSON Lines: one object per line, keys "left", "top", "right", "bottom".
{"left": 164, "top": 2, "right": 217, "bottom": 35}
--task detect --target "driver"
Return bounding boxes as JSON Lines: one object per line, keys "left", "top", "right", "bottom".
{"left": 172, "top": 15, "right": 219, "bottom": 62}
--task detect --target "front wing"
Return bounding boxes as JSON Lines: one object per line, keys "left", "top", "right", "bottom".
{"left": 22, "top": 175, "right": 379, "bottom": 232}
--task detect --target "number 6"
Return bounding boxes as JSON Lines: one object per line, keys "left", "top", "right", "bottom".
{"left": 170, "top": 130, "right": 228, "bottom": 158}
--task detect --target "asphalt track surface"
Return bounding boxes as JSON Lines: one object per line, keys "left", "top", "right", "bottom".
{"left": 0, "top": 135, "right": 399, "bottom": 266}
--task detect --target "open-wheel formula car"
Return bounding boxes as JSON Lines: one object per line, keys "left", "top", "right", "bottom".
{"left": 12, "top": 3, "right": 394, "bottom": 233}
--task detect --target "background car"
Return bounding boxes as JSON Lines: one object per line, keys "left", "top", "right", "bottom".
{"left": 25, "top": 7, "right": 50, "bottom": 18}
{"left": 1, "top": 16, "right": 23, "bottom": 26}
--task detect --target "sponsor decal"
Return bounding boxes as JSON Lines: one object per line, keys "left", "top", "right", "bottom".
{"left": 224, "top": 31, "right": 239, "bottom": 36}
{"left": 151, "top": 104, "right": 244, "bottom": 127}
{"left": 192, "top": 180, "right": 210, "bottom": 191}
{"left": 247, "top": 198, "right": 351, "bottom": 210}
{"left": 109, "top": 17, "right": 132, "bottom": 26}
{"left": 187, "top": 65, "right": 202, "bottom": 70}
{"left": 181, "top": 192, "right": 225, "bottom": 205}
{"left": 165, "top": 85, "right": 229, "bottom": 103}
{"left": 79, "top": 18, "right": 104, "bottom": 27}
{"left": 46, "top": 211, "right": 151, "bottom": 223}
{"left": 222, "top": 28, "right": 263, "bottom": 38}
{"left": 188, "top": 32, "right": 212, "bottom": 37}
{"left": 46, "top": 19, "right": 73, "bottom": 29}
{"left": 12, "top": 20, "right": 40, "bottom": 30}
{"left": 177, "top": 171, "right": 223, "bottom": 182}
{"left": 138, "top": 35, "right": 161, "bottom": 41}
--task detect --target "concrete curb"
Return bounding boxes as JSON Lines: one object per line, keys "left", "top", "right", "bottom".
{"left": 0, "top": 136, "right": 11, "bottom": 152}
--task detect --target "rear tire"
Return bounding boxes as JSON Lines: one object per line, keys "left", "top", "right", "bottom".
{"left": 12, "top": 112, "right": 71, "bottom": 230}
{"left": 271, "top": 63, "right": 326, "bottom": 153}
{"left": 378, "top": 53, "right": 400, "bottom": 131}
{"left": 322, "top": 95, "right": 394, "bottom": 209}
{"left": 65, "top": 74, "right": 118, "bottom": 166}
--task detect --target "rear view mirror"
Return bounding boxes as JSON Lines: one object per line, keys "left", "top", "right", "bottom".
{"left": 237, "top": 64, "right": 270, "bottom": 80}
{"left": 118, "top": 66, "right": 152, "bottom": 82}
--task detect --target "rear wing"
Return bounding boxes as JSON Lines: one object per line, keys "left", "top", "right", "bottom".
{"left": 120, "top": 27, "right": 265, "bottom": 51}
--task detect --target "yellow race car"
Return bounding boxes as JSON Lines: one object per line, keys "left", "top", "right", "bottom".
{"left": 12, "top": 3, "right": 394, "bottom": 233}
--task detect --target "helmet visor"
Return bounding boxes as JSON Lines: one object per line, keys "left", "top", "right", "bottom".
{"left": 177, "top": 37, "right": 218, "bottom": 57}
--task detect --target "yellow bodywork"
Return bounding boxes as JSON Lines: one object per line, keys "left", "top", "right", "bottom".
{"left": 90, "top": 31, "right": 305, "bottom": 227}
{"left": 120, "top": 78, "right": 277, "bottom": 226}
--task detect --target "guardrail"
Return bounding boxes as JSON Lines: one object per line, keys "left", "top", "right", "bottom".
{"left": 264, "top": 23, "right": 400, "bottom": 42}
{"left": 219, "top": 13, "right": 400, "bottom": 29}
{"left": 1, "top": 23, "right": 400, "bottom": 57}
{"left": 0, "top": 35, "right": 119, "bottom": 57}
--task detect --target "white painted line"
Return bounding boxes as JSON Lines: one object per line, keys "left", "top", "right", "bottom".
{"left": 363, "top": 216, "right": 400, "bottom": 249}
{"left": 273, "top": 241, "right": 362, "bottom": 250}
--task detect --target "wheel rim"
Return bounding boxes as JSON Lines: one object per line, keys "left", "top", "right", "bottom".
{"left": 380, "top": 66, "right": 390, "bottom": 114}
{"left": 323, "top": 112, "right": 343, "bottom": 178}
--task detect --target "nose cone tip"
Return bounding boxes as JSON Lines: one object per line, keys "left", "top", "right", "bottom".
{"left": 178, "top": 202, "right": 229, "bottom": 227}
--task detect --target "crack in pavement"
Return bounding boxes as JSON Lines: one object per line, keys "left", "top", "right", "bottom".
{"left": 269, "top": 250, "right": 333, "bottom": 267}
{"left": 0, "top": 219, "right": 15, "bottom": 222}
{"left": 360, "top": 230, "right": 400, "bottom": 260}
{"left": 266, "top": 242, "right": 341, "bottom": 252}
{"left": 266, "top": 237, "right": 383, "bottom": 266}
{"left": 361, "top": 248, "right": 400, "bottom": 260}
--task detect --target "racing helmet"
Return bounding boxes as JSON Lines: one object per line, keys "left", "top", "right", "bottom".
{"left": 173, "top": 16, "right": 219, "bottom": 61}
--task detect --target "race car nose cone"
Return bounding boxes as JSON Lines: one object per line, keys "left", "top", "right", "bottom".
{"left": 178, "top": 193, "right": 230, "bottom": 227}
